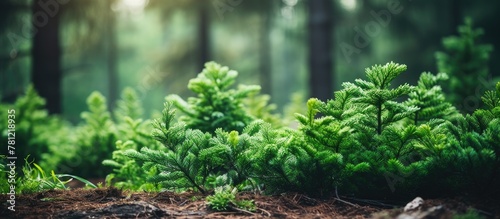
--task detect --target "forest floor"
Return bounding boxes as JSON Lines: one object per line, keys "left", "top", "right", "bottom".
{"left": 1, "top": 187, "right": 499, "bottom": 218}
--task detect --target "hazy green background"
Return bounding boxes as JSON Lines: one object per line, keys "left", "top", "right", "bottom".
{"left": 1, "top": 0, "right": 499, "bottom": 122}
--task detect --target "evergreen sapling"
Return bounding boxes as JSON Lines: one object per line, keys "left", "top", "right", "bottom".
{"left": 167, "top": 62, "right": 260, "bottom": 134}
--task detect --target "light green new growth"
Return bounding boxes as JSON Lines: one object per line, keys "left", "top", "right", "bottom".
{"left": 405, "top": 72, "right": 460, "bottom": 125}
{"left": 206, "top": 186, "right": 255, "bottom": 212}
{"left": 167, "top": 62, "right": 260, "bottom": 134}
{"left": 348, "top": 62, "right": 417, "bottom": 135}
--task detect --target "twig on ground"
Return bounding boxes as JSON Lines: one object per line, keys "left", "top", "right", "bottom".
{"left": 334, "top": 197, "right": 359, "bottom": 207}
{"left": 229, "top": 205, "right": 257, "bottom": 216}
{"left": 257, "top": 207, "right": 272, "bottom": 217}
{"left": 334, "top": 186, "right": 359, "bottom": 207}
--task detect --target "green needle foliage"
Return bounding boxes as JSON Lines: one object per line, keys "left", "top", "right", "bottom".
{"left": 5, "top": 59, "right": 498, "bottom": 201}
{"left": 121, "top": 61, "right": 499, "bottom": 200}
{"left": 405, "top": 72, "right": 460, "bottom": 125}
{"left": 125, "top": 102, "right": 212, "bottom": 194}
{"left": 206, "top": 185, "right": 255, "bottom": 212}
{"left": 243, "top": 93, "right": 282, "bottom": 127}
{"left": 346, "top": 62, "right": 418, "bottom": 135}
{"left": 103, "top": 140, "right": 160, "bottom": 191}
{"left": 114, "top": 87, "right": 144, "bottom": 123}
{"left": 61, "top": 91, "right": 117, "bottom": 178}
{"left": 167, "top": 62, "right": 260, "bottom": 134}
{"left": 0, "top": 86, "right": 74, "bottom": 172}
{"left": 436, "top": 18, "right": 494, "bottom": 113}
{"left": 202, "top": 128, "right": 257, "bottom": 187}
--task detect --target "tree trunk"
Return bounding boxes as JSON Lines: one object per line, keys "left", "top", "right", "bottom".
{"left": 450, "top": 0, "right": 461, "bottom": 33}
{"left": 107, "top": 0, "right": 118, "bottom": 111}
{"left": 32, "top": 1, "right": 62, "bottom": 114}
{"left": 198, "top": 6, "right": 210, "bottom": 69}
{"left": 308, "top": 0, "right": 333, "bottom": 101}
{"left": 259, "top": 4, "right": 272, "bottom": 95}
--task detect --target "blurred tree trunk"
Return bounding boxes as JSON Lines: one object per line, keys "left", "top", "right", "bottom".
{"left": 107, "top": 0, "right": 118, "bottom": 110}
{"left": 308, "top": 0, "right": 333, "bottom": 101}
{"left": 259, "top": 3, "right": 272, "bottom": 95}
{"left": 450, "top": 0, "right": 461, "bottom": 32}
{"left": 32, "top": 1, "right": 62, "bottom": 114}
{"left": 198, "top": 5, "right": 210, "bottom": 69}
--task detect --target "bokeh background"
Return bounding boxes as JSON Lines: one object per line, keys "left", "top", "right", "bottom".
{"left": 1, "top": 0, "right": 499, "bottom": 122}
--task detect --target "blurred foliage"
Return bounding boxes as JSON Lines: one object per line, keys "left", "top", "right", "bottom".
{"left": 60, "top": 91, "right": 117, "bottom": 178}
{"left": 0, "top": 86, "right": 73, "bottom": 171}
{"left": 2, "top": 0, "right": 498, "bottom": 120}
{"left": 436, "top": 18, "right": 494, "bottom": 113}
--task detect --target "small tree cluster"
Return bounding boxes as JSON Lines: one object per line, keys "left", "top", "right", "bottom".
{"left": 121, "top": 61, "right": 499, "bottom": 200}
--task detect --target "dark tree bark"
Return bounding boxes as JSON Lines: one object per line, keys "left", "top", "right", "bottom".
{"left": 198, "top": 5, "right": 210, "bottom": 69}
{"left": 32, "top": 1, "right": 62, "bottom": 114}
{"left": 259, "top": 3, "right": 272, "bottom": 95}
{"left": 450, "top": 0, "right": 461, "bottom": 33}
{"left": 308, "top": 0, "right": 333, "bottom": 101}
{"left": 107, "top": 0, "right": 118, "bottom": 110}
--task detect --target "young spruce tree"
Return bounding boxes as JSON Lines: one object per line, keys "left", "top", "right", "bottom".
{"left": 125, "top": 102, "right": 213, "bottom": 193}
{"left": 436, "top": 18, "right": 494, "bottom": 113}
{"left": 416, "top": 82, "right": 500, "bottom": 197}
{"left": 167, "top": 62, "right": 260, "bottom": 134}
{"left": 62, "top": 92, "right": 117, "bottom": 178}
{"left": 405, "top": 72, "right": 460, "bottom": 125}
{"left": 103, "top": 88, "right": 161, "bottom": 191}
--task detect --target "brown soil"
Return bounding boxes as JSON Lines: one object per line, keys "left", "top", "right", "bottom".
{"left": 1, "top": 188, "right": 498, "bottom": 218}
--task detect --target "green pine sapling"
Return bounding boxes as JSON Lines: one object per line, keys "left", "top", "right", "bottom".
{"left": 114, "top": 87, "right": 144, "bottom": 123}
{"left": 307, "top": 62, "right": 431, "bottom": 198}
{"left": 405, "top": 72, "right": 460, "bottom": 125}
{"left": 103, "top": 88, "right": 161, "bottom": 191}
{"left": 206, "top": 185, "right": 255, "bottom": 212}
{"left": 0, "top": 86, "right": 49, "bottom": 166}
{"left": 201, "top": 128, "right": 257, "bottom": 187}
{"left": 347, "top": 62, "right": 418, "bottom": 135}
{"left": 167, "top": 62, "right": 260, "bottom": 134}
{"left": 62, "top": 92, "right": 117, "bottom": 178}
{"left": 436, "top": 18, "right": 494, "bottom": 113}
{"left": 409, "top": 82, "right": 499, "bottom": 197}
{"left": 125, "top": 102, "right": 212, "bottom": 194}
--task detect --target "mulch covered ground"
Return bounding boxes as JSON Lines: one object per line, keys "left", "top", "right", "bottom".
{"left": 1, "top": 187, "right": 498, "bottom": 218}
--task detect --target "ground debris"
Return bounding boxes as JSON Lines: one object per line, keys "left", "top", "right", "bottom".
{"left": 58, "top": 201, "right": 170, "bottom": 218}
{"left": 1, "top": 188, "right": 498, "bottom": 218}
